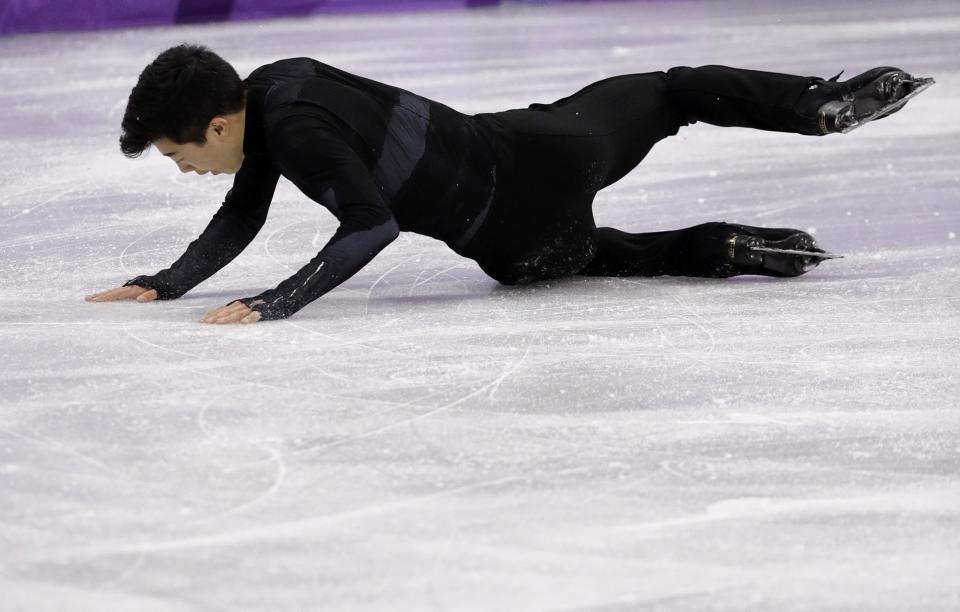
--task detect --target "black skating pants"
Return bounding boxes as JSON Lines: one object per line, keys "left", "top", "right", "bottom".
{"left": 466, "top": 65, "right": 829, "bottom": 284}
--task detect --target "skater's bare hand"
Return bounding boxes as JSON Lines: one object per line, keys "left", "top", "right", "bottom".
{"left": 85, "top": 285, "right": 158, "bottom": 303}
{"left": 200, "top": 301, "right": 262, "bottom": 325}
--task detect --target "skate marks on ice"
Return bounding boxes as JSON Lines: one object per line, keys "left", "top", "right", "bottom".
{"left": 49, "top": 472, "right": 525, "bottom": 558}
{"left": 618, "top": 488, "right": 960, "bottom": 535}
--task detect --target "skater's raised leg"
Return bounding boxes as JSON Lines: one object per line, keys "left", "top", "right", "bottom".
{"left": 499, "top": 64, "right": 934, "bottom": 194}
{"left": 663, "top": 64, "right": 933, "bottom": 136}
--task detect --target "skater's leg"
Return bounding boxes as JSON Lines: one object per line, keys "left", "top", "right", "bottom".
{"left": 491, "top": 65, "right": 934, "bottom": 192}
{"left": 664, "top": 65, "right": 826, "bottom": 134}
{"left": 481, "top": 71, "right": 687, "bottom": 193}
{"left": 578, "top": 222, "right": 828, "bottom": 278}
{"left": 577, "top": 223, "right": 739, "bottom": 278}
{"left": 665, "top": 65, "right": 934, "bottom": 135}
{"left": 482, "top": 65, "right": 854, "bottom": 193}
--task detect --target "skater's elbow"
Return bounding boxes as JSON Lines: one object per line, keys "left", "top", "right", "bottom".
{"left": 378, "top": 216, "right": 401, "bottom": 246}
{"left": 358, "top": 215, "right": 400, "bottom": 249}
{"left": 384, "top": 216, "right": 400, "bottom": 239}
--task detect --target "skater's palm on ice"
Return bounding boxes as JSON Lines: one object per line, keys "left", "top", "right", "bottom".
{"left": 200, "top": 301, "right": 261, "bottom": 325}
{"left": 85, "top": 285, "right": 158, "bottom": 303}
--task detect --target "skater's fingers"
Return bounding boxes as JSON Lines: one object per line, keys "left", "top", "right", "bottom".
{"left": 201, "top": 303, "right": 235, "bottom": 322}
{"left": 84, "top": 287, "right": 123, "bottom": 301}
{"left": 200, "top": 308, "right": 225, "bottom": 323}
{"left": 240, "top": 311, "right": 262, "bottom": 324}
{"left": 85, "top": 285, "right": 147, "bottom": 302}
{"left": 216, "top": 302, "right": 250, "bottom": 317}
{"left": 200, "top": 301, "right": 250, "bottom": 324}
{"left": 214, "top": 308, "right": 252, "bottom": 324}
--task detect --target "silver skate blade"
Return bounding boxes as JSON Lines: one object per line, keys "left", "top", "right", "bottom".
{"left": 840, "top": 76, "right": 936, "bottom": 134}
{"left": 749, "top": 246, "right": 844, "bottom": 260}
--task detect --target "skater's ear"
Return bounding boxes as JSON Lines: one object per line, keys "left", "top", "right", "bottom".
{"left": 209, "top": 116, "right": 229, "bottom": 138}
{"left": 207, "top": 112, "right": 245, "bottom": 140}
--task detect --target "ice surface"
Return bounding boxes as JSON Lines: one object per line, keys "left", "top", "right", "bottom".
{"left": 1, "top": 1, "right": 959, "bottom": 610}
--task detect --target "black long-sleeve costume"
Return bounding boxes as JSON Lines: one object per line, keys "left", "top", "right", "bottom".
{"left": 125, "top": 60, "right": 831, "bottom": 319}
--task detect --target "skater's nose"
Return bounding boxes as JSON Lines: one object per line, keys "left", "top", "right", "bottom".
{"left": 177, "top": 162, "right": 201, "bottom": 175}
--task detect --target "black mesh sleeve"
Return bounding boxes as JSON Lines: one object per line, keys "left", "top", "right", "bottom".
{"left": 124, "top": 156, "right": 281, "bottom": 299}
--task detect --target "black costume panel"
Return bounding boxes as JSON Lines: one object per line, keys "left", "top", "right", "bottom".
{"left": 126, "top": 61, "right": 826, "bottom": 317}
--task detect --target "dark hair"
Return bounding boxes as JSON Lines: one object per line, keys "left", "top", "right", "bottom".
{"left": 119, "top": 44, "right": 245, "bottom": 157}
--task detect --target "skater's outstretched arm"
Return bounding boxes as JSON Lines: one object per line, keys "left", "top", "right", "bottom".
{"left": 86, "top": 156, "right": 281, "bottom": 303}
{"left": 223, "top": 116, "right": 400, "bottom": 321}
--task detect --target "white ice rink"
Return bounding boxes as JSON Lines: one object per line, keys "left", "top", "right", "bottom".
{"left": 2, "top": 1, "right": 959, "bottom": 610}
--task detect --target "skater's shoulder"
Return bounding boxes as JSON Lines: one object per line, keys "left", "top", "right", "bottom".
{"left": 245, "top": 57, "right": 369, "bottom": 111}
{"left": 244, "top": 57, "right": 357, "bottom": 84}
{"left": 245, "top": 57, "right": 320, "bottom": 83}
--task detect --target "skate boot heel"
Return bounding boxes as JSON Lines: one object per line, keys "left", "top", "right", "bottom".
{"left": 726, "top": 235, "right": 764, "bottom": 266}
{"left": 817, "top": 100, "right": 856, "bottom": 134}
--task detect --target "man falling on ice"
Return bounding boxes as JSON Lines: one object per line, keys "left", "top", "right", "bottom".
{"left": 85, "top": 45, "right": 933, "bottom": 324}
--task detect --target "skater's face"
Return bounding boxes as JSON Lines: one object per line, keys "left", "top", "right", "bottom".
{"left": 152, "top": 113, "right": 245, "bottom": 176}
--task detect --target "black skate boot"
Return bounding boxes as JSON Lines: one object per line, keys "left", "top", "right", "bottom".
{"left": 802, "top": 67, "right": 935, "bottom": 135}
{"left": 722, "top": 226, "right": 841, "bottom": 277}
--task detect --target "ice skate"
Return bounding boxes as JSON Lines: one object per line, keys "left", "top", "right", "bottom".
{"left": 811, "top": 67, "right": 935, "bottom": 134}
{"left": 724, "top": 229, "right": 841, "bottom": 277}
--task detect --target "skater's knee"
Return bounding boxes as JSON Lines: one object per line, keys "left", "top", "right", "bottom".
{"left": 690, "top": 221, "right": 729, "bottom": 233}
{"left": 478, "top": 240, "right": 596, "bottom": 286}
{"left": 664, "top": 66, "right": 695, "bottom": 88}
{"left": 665, "top": 65, "right": 732, "bottom": 84}
{"left": 478, "top": 260, "right": 527, "bottom": 286}
{"left": 481, "top": 265, "right": 538, "bottom": 286}
{"left": 659, "top": 67, "right": 696, "bottom": 130}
